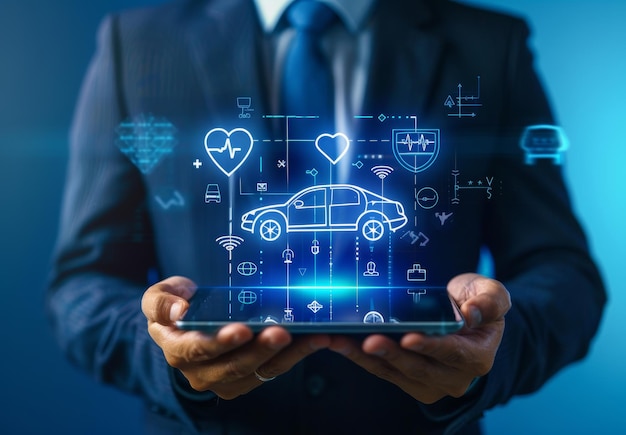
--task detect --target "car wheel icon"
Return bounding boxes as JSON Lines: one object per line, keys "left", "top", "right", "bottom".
{"left": 259, "top": 218, "right": 282, "bottom": 241}
{"left": 362, "top": 219, "right": 385, "bottom": 242}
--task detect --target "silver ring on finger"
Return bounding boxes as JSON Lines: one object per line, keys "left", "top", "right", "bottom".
{"left": 254, "top": 369, "right": 276, "bottom": 382}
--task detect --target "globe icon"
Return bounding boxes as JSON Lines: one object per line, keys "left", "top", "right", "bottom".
{"left": 237, "top": 261, "right": 258, "bottom": 276}
{"left": 237, "top": 290, "right": 257, "bottom": 305}
{"left": 363, "top": 311, "right": 385, "bottom": 323}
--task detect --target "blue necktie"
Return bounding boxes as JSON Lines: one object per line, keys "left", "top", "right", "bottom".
{"left": 282, "top": 0, "right": 337, "bottom": 133}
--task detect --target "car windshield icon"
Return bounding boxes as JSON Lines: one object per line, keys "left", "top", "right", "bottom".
{"left": 241, "top": 184, "right": 408, "bottom": 242}
{"left": 519, "top": 125, "right": 569, "bottom": 165}
{"left": 205, "top": 183, "right": 221, "bottom": 203}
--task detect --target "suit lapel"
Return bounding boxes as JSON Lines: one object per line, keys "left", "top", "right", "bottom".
{"left": 360, "top": 0, "right": 444, "bottom": 123}
{"left": 182, "top": 0, "right": 445, "bottom": 134}
{"left": 184, "top": 0, "right": 272, "bottom": 133}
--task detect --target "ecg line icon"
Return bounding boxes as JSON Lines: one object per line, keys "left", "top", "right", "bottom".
{"left": 208, "top": 137, "right": 242, "bottom": 158}
{"left": 398, "top": 133, "right": 435, "bottom": 152}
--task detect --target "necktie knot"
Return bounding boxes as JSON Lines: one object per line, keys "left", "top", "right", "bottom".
{"left": 286, "top": 0, "right": 337, "bottom": 33}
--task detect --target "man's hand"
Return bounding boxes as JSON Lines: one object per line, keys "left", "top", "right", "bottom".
{"left": 328, "top": 273, "right": 511, "bottom": 404}
{"left": 141, "top": 276, "right": 330, "bottom": 400}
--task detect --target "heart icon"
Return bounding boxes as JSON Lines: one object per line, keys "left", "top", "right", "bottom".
{"left": 204, "top": 128, "right": 254, "bottom": 177}
{"left": 315, "top": 132, "right": 350, "bottom": 165}
{"left": 116, "top": 114, "right": 177, "bottom": 174}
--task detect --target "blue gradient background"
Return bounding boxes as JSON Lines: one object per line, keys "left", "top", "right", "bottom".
{"left": 0, "top": 0, "right": 623, "bottom": 433}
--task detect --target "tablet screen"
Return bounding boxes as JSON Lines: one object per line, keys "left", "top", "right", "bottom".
{"left": 178, "top": 286, "right": 463, "bottom": 334}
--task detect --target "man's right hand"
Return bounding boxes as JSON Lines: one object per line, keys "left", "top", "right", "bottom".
{"left": 141, "top": 276, "right": 330, "bottom": 399}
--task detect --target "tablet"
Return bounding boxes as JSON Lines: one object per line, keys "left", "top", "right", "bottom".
{"left": 175, "top": 115, "right": 465, "bottom": 335}
{"left": 177, "top": 286, "right": 463, "bottom": 334}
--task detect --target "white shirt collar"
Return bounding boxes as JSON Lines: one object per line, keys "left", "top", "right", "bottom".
{"left": 253, "top": 0, "right": 376, "bottom": 33}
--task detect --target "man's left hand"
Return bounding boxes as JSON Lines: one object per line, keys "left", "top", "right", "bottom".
{"left": 328, "top": 273, "right": 511, "bottom": 403}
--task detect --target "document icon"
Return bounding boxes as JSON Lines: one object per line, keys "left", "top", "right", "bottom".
{"left": 406, "top": 264, "right": 427, "bottom": 282}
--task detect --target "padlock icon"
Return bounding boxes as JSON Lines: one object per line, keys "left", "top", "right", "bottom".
{"left": 311, "top": 240, "right": 320, "bottom": 255}
{"left": 406, "top": 263, "right": 427, "bottom": 282}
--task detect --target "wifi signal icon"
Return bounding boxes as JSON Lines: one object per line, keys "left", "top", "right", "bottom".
{"left": 371, "top": 165, "right": 394, "bottom": 180}
{"left": 216, "top": 235, "right": 244, "bottom": 251}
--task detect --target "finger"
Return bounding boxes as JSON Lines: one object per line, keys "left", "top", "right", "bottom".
{"left": 203, "top": 326, "right": 293, "bottom": 383}
{"left": 151, "top": 322, "right": 255, "bottom": 367}
{"left": 362, "top": 334, "right": 433, "bottom": 372}
{"left": 448, "top": 274, "right": 511, "bottom": 327}
{"left": 141, "top": 276, "right": 198, "bottom": 325}
{"left": 329, "top": 335, "right": 399, "bottom": 377}
{"left": 363, "top": 335, "right": 472, "bottom": 390}
{"left": 330, "top": 335, "right": 444, "bottom": 399}
{"left": 331, "top": 335, "right": 478, "bottom": 402}
{"left": 447, "top": 273, "right": 481, "bottom": 300}
{"left": 400, "top": 333, "right": 470, "bottom": 367}
{"left": 189, "top": 333, "right": 330, "bottom": 399}
{"left": 461, "top": 284, "right": 510, "bottom": 328}
{"left": 364, "top": 334, "right": 489, "bottom": 399}
{"left": 400, "top": 330, "right": 500, "bottom": 377}
{"left": 253, "top": 334, "right": 330, "bottom": 381}
{"left": 361, "top": 334, "right": 463, "bottom": 378}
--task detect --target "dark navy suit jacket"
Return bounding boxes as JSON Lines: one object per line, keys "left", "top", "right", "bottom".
{"left": 48, "top": 0, "right": 606, "bottom": 433}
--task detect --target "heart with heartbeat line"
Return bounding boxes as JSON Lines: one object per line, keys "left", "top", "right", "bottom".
{"left": 315, "top": 132, "right": 350, "bottom": 165}
{"left": 204, "top": 128, "right": 254, "bottom": 177}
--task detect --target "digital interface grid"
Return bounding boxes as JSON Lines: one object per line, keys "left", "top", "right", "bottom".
{"left": 116, "top": 86, "right": 564, "bottom": 325}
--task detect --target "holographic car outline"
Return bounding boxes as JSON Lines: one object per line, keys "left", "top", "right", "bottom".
{"left": 240, "top": 184, "right": 408, "bottom": 242}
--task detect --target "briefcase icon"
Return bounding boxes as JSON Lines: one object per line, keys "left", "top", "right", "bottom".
{"left": 407, "top": 264, "right": 427, "bottom": 282}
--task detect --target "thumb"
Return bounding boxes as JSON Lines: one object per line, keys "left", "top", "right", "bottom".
{"left": 141, "top": 276, "right": 197, "bottom": 325}
{"left": 448, "top": 273, "right": 511, "bottom": 328}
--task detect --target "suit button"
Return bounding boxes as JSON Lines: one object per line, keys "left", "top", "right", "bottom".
{"left": 306, "top": 375, "right": 326, "bottom": 397}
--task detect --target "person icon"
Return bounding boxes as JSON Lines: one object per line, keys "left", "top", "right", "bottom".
{"left": 363, "top": 261, "right": 380, "bottom": 277}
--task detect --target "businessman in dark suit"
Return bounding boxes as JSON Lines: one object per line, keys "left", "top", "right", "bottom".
{"left": 48, "top": 0, "right": 606, "bottom": 433}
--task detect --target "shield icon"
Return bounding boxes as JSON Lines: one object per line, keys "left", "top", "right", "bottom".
{"left": 392, "top": 129, "right": 440, "bottom": 173}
